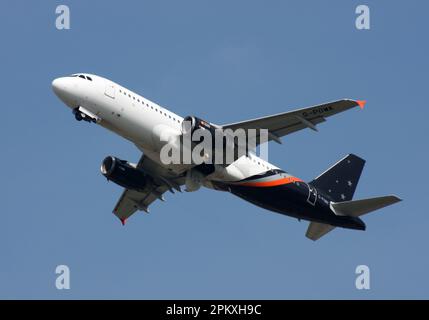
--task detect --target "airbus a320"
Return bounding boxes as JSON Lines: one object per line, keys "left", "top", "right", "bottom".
{"left": 52, "top": 73, "right": 401, "bottom": 240}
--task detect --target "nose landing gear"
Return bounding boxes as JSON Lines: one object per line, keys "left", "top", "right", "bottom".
{"left": 72, "top": 107, "right": 100, "bottom": 123}
{"left": 74, "top": 111, "right": 83, "bottom": 121}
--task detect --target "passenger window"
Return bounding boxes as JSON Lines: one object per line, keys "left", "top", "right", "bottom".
{"left": 87, "top": 76, "right": 92, "bottom": 81}
{"left": 79, "top": 75, "right": 85, "bottom": 79}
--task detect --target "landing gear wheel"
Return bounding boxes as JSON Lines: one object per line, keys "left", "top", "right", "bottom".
{"left": 75, "top": 112, "right": 83, "bottom": 121}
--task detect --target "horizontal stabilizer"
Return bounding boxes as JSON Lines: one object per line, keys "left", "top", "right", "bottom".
{"left": 330, "top": 195, "right": 402, "bottom": 217}
{"left": 306, "top": 222, "right": 336, "bottom": 241}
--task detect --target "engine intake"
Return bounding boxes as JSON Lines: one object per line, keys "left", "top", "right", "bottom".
{"left": 181, "top": 116, "right": 216, "bottom": 137}
{"left": 101, "top": 156, "right": 147, "bottom": 191}
{"left": 181, "top": 115, "right": 247, "bottom": 165}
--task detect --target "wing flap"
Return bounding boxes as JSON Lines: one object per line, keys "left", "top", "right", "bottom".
{"left": 270, "top": 116, "right": 326, "bottom": 138}
{"left": 113, "top": 184, "right": 170, "bottom": 222}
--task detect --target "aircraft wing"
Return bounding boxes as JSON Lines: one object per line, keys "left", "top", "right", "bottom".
{"left": 112, "top": 155, "right": 183, "bottom": 224}
{"left": 221, "top": 99, "right": 365, "bottom": 145}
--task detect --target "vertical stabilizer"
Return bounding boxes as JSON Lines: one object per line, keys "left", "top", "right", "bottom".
{"left": 310, "top": 154, "right": 365, "bottom": 202}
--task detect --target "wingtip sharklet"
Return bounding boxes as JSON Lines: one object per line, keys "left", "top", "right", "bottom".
{"left": 356, "top": 100, "right": 366, "bottom": 109}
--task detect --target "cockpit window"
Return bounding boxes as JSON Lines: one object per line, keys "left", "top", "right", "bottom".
{"left": 68, "top": 74, "right": 93, "bottom": 81}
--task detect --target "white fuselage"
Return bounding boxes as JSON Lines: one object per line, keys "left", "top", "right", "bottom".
{"left": 52, "top": 73, "right": 280, "bottom": 185}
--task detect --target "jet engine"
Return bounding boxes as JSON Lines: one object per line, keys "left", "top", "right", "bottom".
{"left": 100, "top": 156, "right": 147, "bottom": 191}
{"left": 181, "top": 116, "right": 247, "bottom": 165}
{"left": 181, "top": 116, "right": 219, "bottom": 163}
{"left": 181, "top": 116, "right": 217, "bottom": 137}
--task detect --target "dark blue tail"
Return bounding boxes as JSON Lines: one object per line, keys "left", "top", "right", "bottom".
{"left": 310, "top": 154, "right": 365, "bottom": 202}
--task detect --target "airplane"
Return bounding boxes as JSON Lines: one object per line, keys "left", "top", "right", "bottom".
{"left": 52, "top": 73, "right": 401, "bottom": 240}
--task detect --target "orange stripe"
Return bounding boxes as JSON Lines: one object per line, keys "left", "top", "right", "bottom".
{"left": 239, "top": 176, "right": 303, "bottom": 187}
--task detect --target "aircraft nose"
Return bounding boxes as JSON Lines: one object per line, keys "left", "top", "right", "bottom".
{"left": 51, "top": 77, "right": 68, "bottom": 96}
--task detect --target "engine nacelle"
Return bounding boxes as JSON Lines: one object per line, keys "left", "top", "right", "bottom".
{"left": 181, "top": 116, "right": 246, "bottom": 165}
{"left": 181, "top": 116, "right": 217, "bottom": 137}
{"left": 181, "top": 116, "right": 218, "bottom": 163}
{"left": 100, "top": 156, "right": 147, "bottom": 191}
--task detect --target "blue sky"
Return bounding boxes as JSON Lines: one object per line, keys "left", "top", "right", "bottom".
{"left": 0, "top": 0, "right": 428, "bottom": 299}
